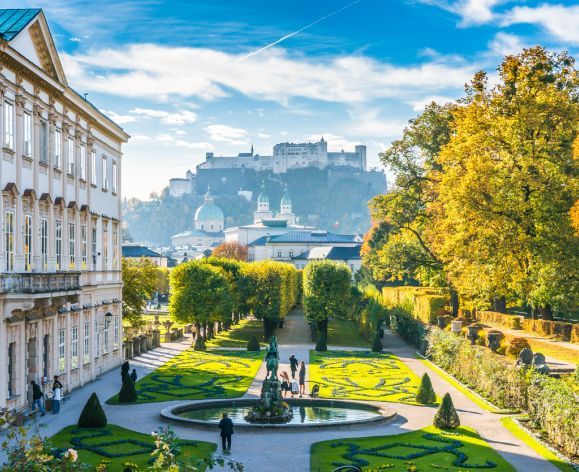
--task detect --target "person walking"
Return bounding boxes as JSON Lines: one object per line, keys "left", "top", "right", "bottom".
{"left": 289, "top": 354, "right": 299, "bottom": 379}
{"left": 299, "top": 361, "right": 306, "bottom": 398}
{"left": 30, "top": 381, "right": 45, "bottom": 416}
{"left": 52, "top": 377, "right": 62, "bottom": 414}
{"left": 218, "top": 412, "right": 234, "bottom": 454}
{"left": 130, "top": 369, "right": 138, "bottom": 383}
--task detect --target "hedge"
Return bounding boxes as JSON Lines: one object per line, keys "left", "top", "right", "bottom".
{"left": 477, "top": 311, "right": 578, "bottom": 344}
{"left": 357, "top": 286, "right": 389, "bottom": 341}
{"left": 387, "top": 307, "right": 428, "bottom": 353}
{"left": 382, "top": 287, "right": 450, "bottom": 325}
{"left": 426, "top": 328, "right": 579, "bottom": 457}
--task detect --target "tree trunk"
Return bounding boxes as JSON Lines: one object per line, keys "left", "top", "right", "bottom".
{"left": 540, "top": 304, "right": 554, "bottom": 321}
{"left": 316, "top": 318, "right": 328, "bottom": 339}
{"left": 449, "top": 288, "right": 459, "bottom": 317}
{"left": 493, "top": 297, "right": 507, "bottom": 313}
{"left": 195, "top": 323, "right": 201, "bottom": 341}
{"left": 263, "top": 318, "right": 276, "bottom": 341}
{"left": 531, "top": 306, "right": 540, "bottom": 320}
{"left": 217, "top": 321, "right": 222, "bottom": 333}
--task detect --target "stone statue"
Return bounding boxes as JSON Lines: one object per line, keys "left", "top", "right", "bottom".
{"left": 531, "top": 353, "right": 550, "bottom": 375}
{"left": 516, "top": 347, "right": 533, "bottom": 368}
{"left": 265, "top": 336, "right": 279, "bottom": 380}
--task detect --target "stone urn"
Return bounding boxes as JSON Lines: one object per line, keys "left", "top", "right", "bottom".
{"left": 450, "top": 320, "right": 463, "bottom": 334}
{"left": 437, "top": 316, "right": 448, "bottom": 329}
{"left": 487, "top": 330, "right": 502, "bottom": 351}
{"left": 467, "top": 324, "right": 480, "bottom": 345}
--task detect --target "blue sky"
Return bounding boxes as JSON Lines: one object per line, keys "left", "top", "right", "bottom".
{"left": 11, "top": 0, "right": 579, "bottom": 198}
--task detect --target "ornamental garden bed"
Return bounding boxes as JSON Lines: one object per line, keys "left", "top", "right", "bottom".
{"left": 310, "top": 426, "right": 515, "bottom": 472}
{"left": 309, "top": 350, "right": 424, "bottom": 405}
{"left": 206, "top": 318, "right": 267, "bottom": 348}
{"left": 107, "top": 349, "right": 262, "bottom": 404}
{"left": 50, "top": 424, "right": 215, "bottom": 471}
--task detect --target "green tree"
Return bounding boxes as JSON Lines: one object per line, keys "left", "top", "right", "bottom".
{"left": 303, "top": 260, "right": 352, "bottom": 339}
{"left": 433, "top": 393, "right": 460, "bottom": 429}
{"left": 169, "top": 261, "right": 233, "bottom": 340}
{"left": 78, "top": 393, "right": 107, "bottom": 427}
{"left": 122, "top": 258, "right": 158, "bottom": 327}
{"left": 431, "top": 47, "right": 579, "bottom": 318}
{"left": 415, "top": 373, "right": 436, "bottom": 404}
{"left": 118, "top": 375, "right": 138, "bottom": 403}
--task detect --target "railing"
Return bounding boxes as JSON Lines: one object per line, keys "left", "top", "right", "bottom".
{"left": 0, "top": 272, "right": 81, "bottom": 294}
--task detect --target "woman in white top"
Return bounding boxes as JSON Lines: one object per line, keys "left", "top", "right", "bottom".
{"left": 52, "top": 375, "right": 63, "bottom": 414}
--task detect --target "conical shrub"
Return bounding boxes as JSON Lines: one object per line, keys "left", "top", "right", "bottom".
{"left": 118, "top": 374, "right": 138, "bottom": 403}
{"left": 194, "top": 336, "right": 207, "bottom": 351}
{"left": 121, "top": 360, "right": 130, "bottom": 381}
{"left": 247, "top": 335, "right": 260, "bottom": 351}
{"left": 415, "top": 373, "right": 436, "bottom": 404}
{"left": 78, "top": 392, "right": 107, "bottom": 428}
{"left": 315, "top": 332, "right": 327, "bottom": 352}
{"left": 372, "top": 333, "right": 383, "bottom": 352}
{"left": 433, "top": 393, "right": 460, "bottom": 429}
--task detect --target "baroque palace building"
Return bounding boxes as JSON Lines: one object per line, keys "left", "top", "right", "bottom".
{"left": 0, "top": 9, "right": 129, "bottom": 410}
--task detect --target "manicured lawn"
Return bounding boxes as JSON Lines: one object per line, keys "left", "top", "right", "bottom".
{"left": 107, "top": 349, "right": 262, "bottom": 404}
{"left": 309, "top": 350, "right": 423, "bottom": 404}
{"left": 311, "top": 426, "right": 516, "bottom": 472}
{"left": 327, "top": 319, "right": 371, "bottom": 347}
{"left": 207, "top": 318, "right": 267, "bottom": 348}
{"left": 51, "top": 424, "right": 215, "bottom": 471}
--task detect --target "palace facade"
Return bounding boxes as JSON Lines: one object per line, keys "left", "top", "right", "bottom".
{"left": 0, "top": 9, "right": 129, "bottom": 410}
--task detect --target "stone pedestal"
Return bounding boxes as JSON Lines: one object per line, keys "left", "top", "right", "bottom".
{"left": 245, "top": 378, "right": 292, "bottom": 424}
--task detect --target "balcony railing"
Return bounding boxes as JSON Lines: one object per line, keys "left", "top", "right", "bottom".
{"left": 0, "top": 272, "right": 81, "bottom": 294}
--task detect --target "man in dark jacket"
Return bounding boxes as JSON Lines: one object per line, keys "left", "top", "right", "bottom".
{"left": 218, "top": 412, "right": 234, "bottom": 453}
{"left": 289, "top": 354, "right": 299, "bottom": 379}
{"left": 30, "top": 381, "right": 45, "bottom": 416}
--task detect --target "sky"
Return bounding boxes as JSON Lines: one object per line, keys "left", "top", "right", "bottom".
{"left": 9, "top": 0, "right": 579, "bottom": 199}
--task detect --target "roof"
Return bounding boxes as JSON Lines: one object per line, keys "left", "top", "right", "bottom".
{"left": 293, "top": 245, "right": 361, "bottom": 261}
{"left": 0, "top": 9, "right": 40, "bottom": 41}
{"left": 122, "top": 245, "right": 163, "bottom": 258}
{"left": 172, "top": 229, "right": 224, "bottom": 239}
{"left": 248, "top": 236, "right": 268, "bottom": 247}
{"left": 194, "top": 202, "right": 224, "bottom": 221}
{"left": 268, "top": 231, "right": 357, "bottom": 244}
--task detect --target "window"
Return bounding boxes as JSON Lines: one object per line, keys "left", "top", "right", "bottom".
{"left": 289, "top": 250, "right": 294, "bottom": 259}
{"left": 8, "top": 343, "right": 15, "bottom": 397}
{"left": 55, "top": 220, "right": 62, "bottom": 270}
{"left": 23, "top": 113, "right": 32, "bottom": 156}
{"left": 54, "top": 129, "right": 62, "bottom": 169}
{"left": 24, "top": 215, "right": 32, "bottom": 271}
{"left": 71, "top": 325, "right": 78, "bottom": 369}
{"left": 112, "top": 224, "right": 119, "bottom": 270}
{"left": 69, "top": 223, "right": 75, "bottom": 268}
{"left": 4, "top": 211, "right": 14, "bottom": 271}
{"left": 112, "top": 161, "right": 117, "bottom": 193}
{"left": 114, "top": 314, "right": 120, "bottom": 349}
{"left": 58, "top": 328, "right": 65, "bottom": 373}
{"left": 67, "top": 138, "right": 74, "bottom": 175}
{"left": 79, "top": 145, "right": 86, "bottom": 180}
{"left": 103, "top": 226, "right": 108, "bottom": 269}
{"left": 41, "top": 217, "right": 48, "bottom": 270}
{"left": 277, "top": 250, "right": 282, "bottom": 258}
{"left": 83, "top": 321, "right": 90, "bottom": 364}
{"left": 91, "top": 150, "right": 97, "bottom": 185}
{"left": 102, "top": 156, "right": 108, "bottom": 189}
{"left": 81, "top": 225, "right": 87, "bottom": 268}
{"left": 4, "top": 101, "right": 14, "bottom": 149}
{"left": 103, "top": 326, "right": 109, "bottom": 354}
{"left": 92, "top": 227, "right": 97, "bottom": 266}
{"left": 94, "top": 318, "right": 100, "bottom": 357}
{"left": 40, "top": 120, "right": 48, "bottom": 163}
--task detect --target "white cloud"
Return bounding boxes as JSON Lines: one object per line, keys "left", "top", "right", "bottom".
{"left": 155, "top": 133, "right": 211, "bottom": 150}
{"left": 488, "top": 32, "right": 526, "bottom": 57}
{"left": 346, "top": 109, "right": 407, "bottom": 139}
{"left": 501, "top": 4, "right": 579, "bottom": 44}
{"left": 409, "top": 95, "right": 456, "bottom": 112}
{"left": 61, "top": 45, "right": 476, "bottom": 105}
{"left": 101, "top": 110, "right": 137, "bottom": 124}
{"left": 205, "top": 124, "right": 249, "bottom": 145}
{"left": 174, "top": 130, "right": 187, "bottom": 136}
{"left": 257, "top": 133, "right": 271, "bottom": 139}
{"left": 131, "top": 108, "right": 197, "bottom": 125}
{"left": 69, "top": 37, "right": 81, "bottom": 42}
{"left": 418, "top": 0, "right": 503, "bottom": 26}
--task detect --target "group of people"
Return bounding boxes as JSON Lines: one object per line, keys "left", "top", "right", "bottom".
{"left": 280, "top": 354, "right": 306, "bottom": 398}
{"left": 30, "top": 375, "right": 63, "bottom": 416}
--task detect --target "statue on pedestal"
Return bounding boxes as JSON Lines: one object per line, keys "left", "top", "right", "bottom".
{"left": 265, "top": 336, "right": 279, "bottom": 380}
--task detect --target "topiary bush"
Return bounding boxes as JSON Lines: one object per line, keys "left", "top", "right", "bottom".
{"left": 372, "top": 333, "right": 383, "bottom": 352}
{"left": 78, "top": 392, "right": 107, "bottom": 428}
{"left": 121, "top": 361, "right": 130, "bottom": 381}
{"left": 511, "top": 317, "right": 522, "bottom": 330}
{"left": 118, "top": 375, "right": 138, "bottom": 403}
{"left": 415, "top": 373, "right": 436, "bottom": 404}
{"left": 194, "top": 336, "right": 207, "bottom": 351}
{"left": 247, "top": 335, "right": 260, "bottom": 352}
{"left": 315, "top": 332, "right": 327, "bottom": 352}
{"left": 506, "top": 337, "right": 531, "bottom": 358}
{"left": 433, "top": 393, "right": 460, "bottom": 429}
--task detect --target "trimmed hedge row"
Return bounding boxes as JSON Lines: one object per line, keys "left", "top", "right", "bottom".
{"left": 382, "top": 286, "right": 450, "bottom": 325}
{"left": 357, "top": 286, "right": 389, "bottom": 341}
{"left": 387, "top": 307, "right": 428, "bottom": 353}
{"left": 477, "top": 311, "right": 578, "bottom": 344}
{"left": 427, "top": 328, "right": 579, "bottom": 457}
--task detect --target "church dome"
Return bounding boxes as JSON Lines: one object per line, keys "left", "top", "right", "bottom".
{"left": 195, "top": 203, "right": 224, "bottom": 221}
{"left": 280, "top": 186, "right": 291, "bottom": 207}
{"left": 257, "top": 181, "right": 269, "bottom": 204}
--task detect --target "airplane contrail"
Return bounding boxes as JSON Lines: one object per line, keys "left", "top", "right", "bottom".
{"left": 235, "top": 0, "right": 363, "bottom": 63}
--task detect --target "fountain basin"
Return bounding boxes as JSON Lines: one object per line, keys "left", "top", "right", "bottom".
{"left": 161, "top": 398, "right": 396, "bottom": 430}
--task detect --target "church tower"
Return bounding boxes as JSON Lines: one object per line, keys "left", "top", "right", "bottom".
{"left": 253, "top": 181, "right": 273, "bottom": 223}
{"left": 278, "top": 184, "right": 296, "bottom": 225}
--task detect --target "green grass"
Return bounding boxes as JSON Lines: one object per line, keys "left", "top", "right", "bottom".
{"left": 310, "top": 426, "right": 516, "bottom": 472}
{"left": 500, "top": 417, "right": 577, "bottom": 472}
{"left": 309, "top": 350, "right": 423, "bottom": 404}
{"left": 327, "top": 319, "right": 371, "bottom": 347}
{"left": 107, "top": 349, "right": 262, "bottom": 404}
{"left": 415, "top": 355, "right": 515, "bottom": 414}
{"left": 50, "top": 424, "right": 215, "bottom": 471}
{"left": 206, "top": 318, "right": 267, "bottom": 348}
